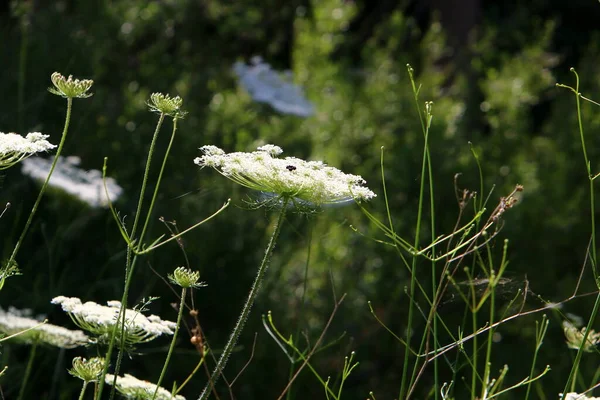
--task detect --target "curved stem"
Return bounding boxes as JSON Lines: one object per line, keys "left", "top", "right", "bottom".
{"left": 17, "top": 340, "right": 38, "bottom": 400}
{"left": 198, "top": 200, "right": 289, "bottom": 400}
{"left": 6, "top": 97, "right": 72, "bottom": 274}
{"left": 153, "top": 287, "right": 187, "bottom": 400}
{"left": 78, "top": 382, "right": 89, "bottom": 400}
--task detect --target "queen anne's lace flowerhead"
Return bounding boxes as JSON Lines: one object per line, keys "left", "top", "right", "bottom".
{"left": 69, "top": 357, "right": 104, "bottom": 383}
{"left": 194, "top": 145, "right": 376, "bottom": 210}
{"left": 168, "top": 267, "right": 206, "bottom": 289}
{"left": 147, "top": 93, "right": 186, "bottom": 118}
{"left": 52, "top": 296, "right": 176, "bottom": 348}
{"left": 48, "top": 72, "right": 94, "bottom": 99}
{"left": 563, "top": 320, "right": 600, "bottom": 352}
{"left": 560, "top": 393, "right": 600, "bottom": 399}
{"left": 105, "top": 373, "right": 186, "bottom": 400}
{"left": 0, "top": 132, "right": 56, "bottom": 170}
{"left": 0, "top": 306, "right": 88, "bottom": 348}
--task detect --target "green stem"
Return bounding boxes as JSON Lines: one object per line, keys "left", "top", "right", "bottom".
{"left": 6, "top": 97, "right": 72, "bottom": 272}
{"left": 153, "top": 287, "right": 187, "bottom": 400}
{"left": 17, "top": 340, "right": 38, "bottom": 400}
{"left": 78, "top": 382, "right": 89, "bottom": 400}
{"left": 198, "top": 199, "right": 289, "bottom": 400}
{"left": 96, "top": 113, "right": 167, "bottom": 400}
{"left": 562, "top": 68, "right": 598, "bottom": 394}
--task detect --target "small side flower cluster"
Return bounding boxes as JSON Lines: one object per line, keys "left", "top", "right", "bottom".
{"left": 168, "top": 267, "right": 206, "bottom": 289}
{"left": 69, "top": 357, "right": 105, "bottom": 383}
{"left": 48, "top": 72, "right": 94, "bottom": 99}
{"left": 0, "top": 132, "right": 56, "bottom": 170}
{"left": 563, "top": 320, "right": 600, "bottom": 352}
{"left": 0, "top": 306, "right": 88, "bottom": 349}
{"left": 21, "top": 155, "right": 123, "bottom": 208}
{"left": 105, "top": 373, "right": 185, "bottom": 400}
{"left": 52, "top": 296, "right": 176, "bottom": 347}
{"left": 194, "top": 144, "right": 376, "bottom": 209}
{"left": 147, "top": 92, "right": 186, "bottom": 118}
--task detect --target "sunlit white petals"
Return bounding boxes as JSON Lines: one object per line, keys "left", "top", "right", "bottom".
{"left": 0, "top": 306, "right": 89, "bottom": 348}
{"left": 233, "top": 57, "right": 315, "bottom": 117}
{"left": 105, "top": 373, "right": 186, "bottom": 400}
{"left": 51, "top": 296, "right": 176, "bottom": 347}
{"left": 195, "top": 145, "right": 376, "bottom": 210}
{"left": 560, "top": 393, "right": 600, "bottom": 400}
{"left": 21, "top": 155, "right": 123, "bottom": 208}
{"left": 0, "top": 132, "right": 56, "bottom": 170}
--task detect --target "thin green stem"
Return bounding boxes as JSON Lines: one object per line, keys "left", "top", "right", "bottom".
{"left": 198, "top": 199, "right": 289, "bottom": 400}
{"left": 96, "top": 113, "right": 167, "bottom": 400}
{"left": 78, "top": 382, "right": 89, "bottom": 400}
{"left": 561, "top": 68, "right": 599, "bottom": 395}
{"left": 6, "top": 97, "right": 72, "bottom": 275}
{"left": 17, "top": 340, "right": 38, "bottom": 400}
{"left": 140, "top": 118, "right": 178, "bottom": 242}
{"left": 153, "top": 287, "right": 187, "bottom": 400}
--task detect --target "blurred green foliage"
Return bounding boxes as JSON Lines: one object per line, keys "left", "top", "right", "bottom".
{"left": 2, "top": 0, "right": 600, "bottom": 399}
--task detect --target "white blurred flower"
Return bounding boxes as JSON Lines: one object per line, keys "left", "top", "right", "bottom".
{"left": 0, "top": 306, "right": 88, "bottom": 349}
{"left": 194, "top": 144, "right": 375, "bottom": 210}
{"left": 560, "top": 393, "right": 600, "bottom": 399}
{"left": 21, "top": 155, "right": 123, "bottom": 208}
{"left": 105, "top": 373, "right": 185, "bottom": 400}
{"left": 52, "top": 296, "right": 176, "bottom": 347}
{"left": 233, "top": 56, "right": 315, "bottom": 117}
{"left": 563, "top": 320, "right": 600, "bottom": 352}
{"left": 0, "top": 132, "right": 56, "bottom": 170}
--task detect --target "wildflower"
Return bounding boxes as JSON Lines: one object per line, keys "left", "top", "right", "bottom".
{"left": 105, "top": 373, "right": 185, "bottom": 400}
{"left": 563, "top": 320, "right": 600, "bottom": 351}
{"left": 52, "top": 296, "right": 176, "bottom": 348}
{"left": 21, "top": 155, "right": 123, "bottom": 208}
{"left": 69, "top": 357, "right": 105, "bottom": 383}
{"left": 168, "top": 267, "right": 206, "bottom": 289}
{"left": 0, "top": 306, "right": 88, "bottom": 349}
{"left": 194, "top": 144, "right": 376, "bottom": 210}
{"left": 147, "top": 93, "right": 186, "bottom": 118}
{"left": 0, "top": 132, "right": 56, "bottom": 170}
{"left": 48, "top": 72, "right": 93, "bottom": 99}
{"left": 233, "top": 56, "right": 315, "bottom": 117}
{"left": 560, "top": 393, "right": 600, "bottom": 399}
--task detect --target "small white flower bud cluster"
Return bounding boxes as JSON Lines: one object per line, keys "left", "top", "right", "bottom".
{"left": 0, "top": 132, "right": 56, "bottom": 170}
{"left": 105, "top": 373, "right": 186, "bottom": 400}
{"left": 562, "top": 320, "right": 600, "bottom": 352}
{"left": 0, "top": 306, "right": 88, "bottom": 349}
{"left": 52, "top": 296, "right": 176, "bottom": 346}
{"left": 194, "top": 144, "right": 376, "bottom": 209}
{"left": 48, "top": 72, "right": 94, "bottom": 99}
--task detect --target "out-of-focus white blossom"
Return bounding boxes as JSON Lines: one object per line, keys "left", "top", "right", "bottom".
{"left": 194, "top": 144, "right": 375, "bottom": 210}
{"left": 560, "top": 393, "right": 600, "bottom": 399}
{"left": 105, "top": 373, "right": 185, "bottom": 400}
{"left": 0, "top": 306, "right": 88, "bottom": 349}
{"left": 52, "top": 296, "right": 176, "bottom": 347}
{"left": 21, "top": 155, "right": 123, "bottom": 208}
{"left": 563, "top": 320, "right": 600, "bottom": 352}
{"left": 0, "top": 132, "right": 56, "bottom": 170}
{"left": 233, "top": 56, "right": 314, "bottom": 117}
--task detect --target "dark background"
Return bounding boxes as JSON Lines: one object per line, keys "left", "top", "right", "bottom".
{"left": 2, "top": 0, "right": 600, "bottom": 399}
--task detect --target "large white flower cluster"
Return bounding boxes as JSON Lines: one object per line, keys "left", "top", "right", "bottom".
{"left": 105, "top": 373, "right": 186, "bottom": 400}
{"left": 233, "top": 56, "right": 315, "bottom": 117}
{"left": 0, "top": 132, "right": 56, "bottom": 170}
{"left": 21, "top": 155, "right": 123, "bottom": 208}
{"left": 194, "top": 144, "right": 376, "bottom": 208}
{"left": 561, "top": 393, "right": 600, "bottom": 399}
{"left": 52, "top": 296, "right": 176, "bottom": 346}
{"left": 0, "top": 306, "right": 88, "bottom": 349}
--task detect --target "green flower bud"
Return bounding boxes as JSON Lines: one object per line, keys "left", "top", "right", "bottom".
{"left": 168, "top": 267, "right": 206, "bottom": 289}
{"left": 147, "top": 93, "right": 186, "bottom": 118}
{"left": 68, "top": 357, "right": 105, "bottom": 383}
{"left": 48, "top": 72, "right": 93, "bottom": 99}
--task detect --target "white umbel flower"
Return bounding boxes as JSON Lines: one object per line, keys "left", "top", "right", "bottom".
{"left": 233, "top": 56, "right": 314, "bottom": 117}
{"left": 52, "top": 296, "right": 176, "bottom": 347}
{"left": 194, "top": 144, "right": 376, "bottom": 209}
{"left": 21, "top": 155, "right": 123, "bottom": 208}
{"left": 0, "top": 132, "right": 56, "bottom": 170}
{"left": 560, "top": 393, "right": 600, "bottom": 399}
{"left": 0, "top": 306, "right": 88, "bottom": 349}
{"left": 105, "top": 373, "right": 185, "bottom": 400}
